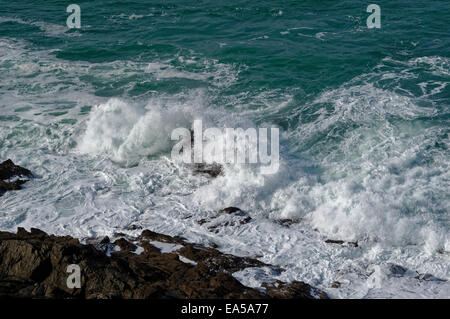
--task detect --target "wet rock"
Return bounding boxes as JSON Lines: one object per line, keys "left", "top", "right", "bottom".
{"left": 331, "top": 281, "right": 341, "bottom": 288}
{"left": 193, "top": 163, "right": 223, "bottom": 178}
{"left": 0, "top": 159, "right": 32, "bottom": 180}
{"left": 125, "top": 224, "right": 142, "bottom": 231}
{"left": 262, "top": 280, "right": 328, "bottom": 299}
{"left": 84, "top": 236, "right": 114, "bottom": 255}
{"left": 177, "top": 243, "right": 268, "bottom": 274}
{"left": 0, "top": 160, "right": 33, "bottom": 196}
{"left": 188, "top": 127, "right": 223, "bottom": 178}
{"left": 325, "top": 239, "right": 345, "bottom": 245}
{"left": 0, "top": 228, "right": 328, "bottom": 299}
{"left": 207, "top": 218, "right": 252, "bottom": 233}
{"left": 415, "top": 273, "right": 447, "bottom": 282}
{"left": 275, "top": 219, "right": 302, "bottom": 227}
{"left": 219, "top": 207, "right": 242, "bottom": 215}
{"left": 0, "top": 180, "right": 24, "bottom": 193}
{"left": 113, "top": 238, "right": 137, "bottom": 252}
{"left": 240, "top": 216, "right": 252, "bottom": 224}
{"left": 139, "top": 229, "right": 186, "bottom": 245}
{"left": 0, "top": 181, "right": 23, "bottom": 193}
{"left": 388, "top": 264, "right": 408, "bottom": 277}
{"left": 198, "top": 207, "right": 252, "bottom": 233}
{"left": 325, "top": 239, "right": 358, "bottom": 247}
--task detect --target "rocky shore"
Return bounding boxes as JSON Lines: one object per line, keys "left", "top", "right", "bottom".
{"left": 0, "top": 227, "right": 328, "bottom": 299}
{"left": 0, "top": 159, "right": 328, "bottom": 299}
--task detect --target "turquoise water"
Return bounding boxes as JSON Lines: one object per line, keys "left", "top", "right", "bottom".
{"left": 0, "top": 1, "right": 449, "bottom": 298}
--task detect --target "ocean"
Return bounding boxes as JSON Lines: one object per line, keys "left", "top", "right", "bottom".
{"left": 0, "top": 0, "right": 449, "bottom": 298}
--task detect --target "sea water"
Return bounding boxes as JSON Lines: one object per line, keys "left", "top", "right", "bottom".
{"left": 0, "top": 0, "right": 449, "bottom": 298}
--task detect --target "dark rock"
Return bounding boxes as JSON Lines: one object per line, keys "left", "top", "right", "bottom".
{"left": 219, "top": 207, "right": 242, "bottom": 215}
{"left": 415, "top": 273, "right": 447, "bottom": 282}
{"left": 125, "top": 224, "right": 142, "bottom": 231}
{"left": 30, "top": 228, "right": 47, "bottom": 237}
{"left": 84, "top": 236, "right": 113, "bottom": 255}
{"left": 188, "top": 128, "right": 223, "bottom": 178}
{"left": 275, "top": 219, "right": 302, "bottom": 227}
{"left": 331, "top": 281, "right": 341, "bottom": 288}
{"left": 325, "top": 239, "right": 345, "bottom": 245}
{"left": 0, "top": 228, "right": 328, "bottom": 299}
{"left": 199, "top": 207, "right": 252, "bottom": 233}
{"left": 325, "top": 239, "right": 358, "bottom": 247}
{"left": 207, "top": 215, "right": 252, "bottom": 233}
{"left": 99, "top": 236, "right": 110, "bottom": 244}
{"left": 113, "top": 238, "right": 137, "bottom": 252}
{"left": 139, "top": 230, "right": 185, "bottom": 245}
{"left": 388, "top": 264, "right": 408, "bottom": 277}
{"left": 193, "top": 163, "right": 223, "bottom": 178}
{"left": 0, "top": 159, "right": 32, "bottom": 180}
{"left": 262, "top": 280, "right": 328, "bottom": 299}
{"left": 16, "top": 227, "right": 33, "bottom": 238}
{"left": 0, "top": 180, "right": 29, "bottom": 195}
{"left": 177, "top": 243, "right": 268, "bottom": 274}
{"left": 197, "top": 219, "right": 207, "bottom": 225}
{"left": 0, "top": 160, "right": 33, "bottom": 196}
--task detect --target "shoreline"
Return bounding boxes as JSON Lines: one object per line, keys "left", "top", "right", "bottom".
{"left": 0, "top": 227, "right": 328, "bottom": 299}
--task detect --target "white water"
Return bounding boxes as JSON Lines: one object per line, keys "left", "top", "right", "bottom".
{"left": 0, "top": 38, "right": 449, "bottom": 298}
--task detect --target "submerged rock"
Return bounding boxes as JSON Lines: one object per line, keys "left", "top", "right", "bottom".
{"left": 0, "top": 228, "right": 328, "bottom": 299}
{"left": 275, "top": 219, "right": 302, "bottom": 227}
{"left": 415, "top": 273, "right": 447, "bottom": 282}
{"left": 197, "top": 207, "right": 252, "bottom": 233}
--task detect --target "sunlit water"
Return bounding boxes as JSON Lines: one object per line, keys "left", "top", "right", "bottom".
{"left": 0, "top": 1, "right": 449, "bottom": 298}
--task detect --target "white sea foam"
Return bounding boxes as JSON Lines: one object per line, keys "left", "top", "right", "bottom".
{"left": 77, "top": 98, "right": 193, "bottom": 165}
{"left": 150, "top": 241, "right": 183, "bottom": 253}
{"left": 145, "top": 58, "right": 241, "bottom": 88}
{"left": 409, "top": 56, "right": 450, "bottom": 77}
{"left": 0, "top": 17, "right": 77, "bottom": 37}
{"left": 179, "top": 255, "right": 197, "bottom": 265}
